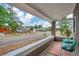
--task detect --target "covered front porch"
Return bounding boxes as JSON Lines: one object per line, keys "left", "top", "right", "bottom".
{"left": 0, "top": 3, "right": 79, "bottom": 56}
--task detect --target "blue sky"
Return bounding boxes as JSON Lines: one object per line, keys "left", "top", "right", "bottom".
{"left": 12, "top": 7, "right": 51, "bottom": 27}
{"left": 12, "top": 6, "right": 72, "bottom": 27}
{"left": 1, "top": 3, "right": 73, "bottom": 28}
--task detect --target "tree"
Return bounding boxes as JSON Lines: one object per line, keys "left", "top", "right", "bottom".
{"left": 34, "top": 24, "right": 38, "bottom": 30}
{"left": 0, "top": 5, "right": 21, "bottom": 32}
{"left": 0, "top": 5, "right": 11, "bottom": 28}
{"left": 38, "top": 25, "right": 42, "bottom": 29}
{"left": 9, "top": 20, "right": 20, "bottom": 31}
{"left": 29, "top": 26, "right": 33, "bottom": 31}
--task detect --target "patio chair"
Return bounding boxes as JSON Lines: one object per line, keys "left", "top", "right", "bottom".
{"left": 61, "top": 38, "right": 77, "bottom": 55}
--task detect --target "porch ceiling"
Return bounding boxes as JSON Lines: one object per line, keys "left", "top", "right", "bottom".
{"left": 11, "top": 3, "right": 76, "bottom": 22}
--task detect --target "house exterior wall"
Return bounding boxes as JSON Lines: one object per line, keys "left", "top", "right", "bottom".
{"left": 73, "top": 4, "right": 79, "bottom": 42}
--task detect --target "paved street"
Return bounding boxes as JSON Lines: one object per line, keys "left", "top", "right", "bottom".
{"left": 0, "top": 32, "right": 51, "bottom": 47}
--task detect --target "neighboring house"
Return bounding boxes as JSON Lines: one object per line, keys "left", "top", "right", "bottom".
{"left": 36, "top": 28, "right": 44, "bottom": 31}
{"left": 16, "top": 27, "right": 30, "bottom": 33}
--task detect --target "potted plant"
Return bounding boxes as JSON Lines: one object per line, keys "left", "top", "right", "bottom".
{"left": 64, "top": 28, "right": 71, "bottom": 39}
{"left": 62, "top": 25, "right": 77, "bottom": 52}
{"left": 58, "top": 17, "right": 77, "bottom": 52}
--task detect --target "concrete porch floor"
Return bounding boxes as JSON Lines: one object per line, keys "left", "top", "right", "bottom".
{"left": 39, "top": 41, "right": 79, "bottom": 56}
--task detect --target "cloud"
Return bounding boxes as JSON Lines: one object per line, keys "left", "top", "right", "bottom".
{"left": 37, "top": 21, "right": 44, "bottom": 25}
{"left": 19, "top": 13, "right": 34, "bottom": 26}
{"left": 25, "top": 13, "right": 34, "bottom": 21}
{"left": 12, "top": 6, "right": 51, "bottom": 27}
{"left": 43, "top": 21, "right": 51, "bottom": 27}
{"left": 12, "top": 7, "right": 24, "bottom": 17}
{"left": 12, "top": 7, "right": 35, "bottom": 26}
